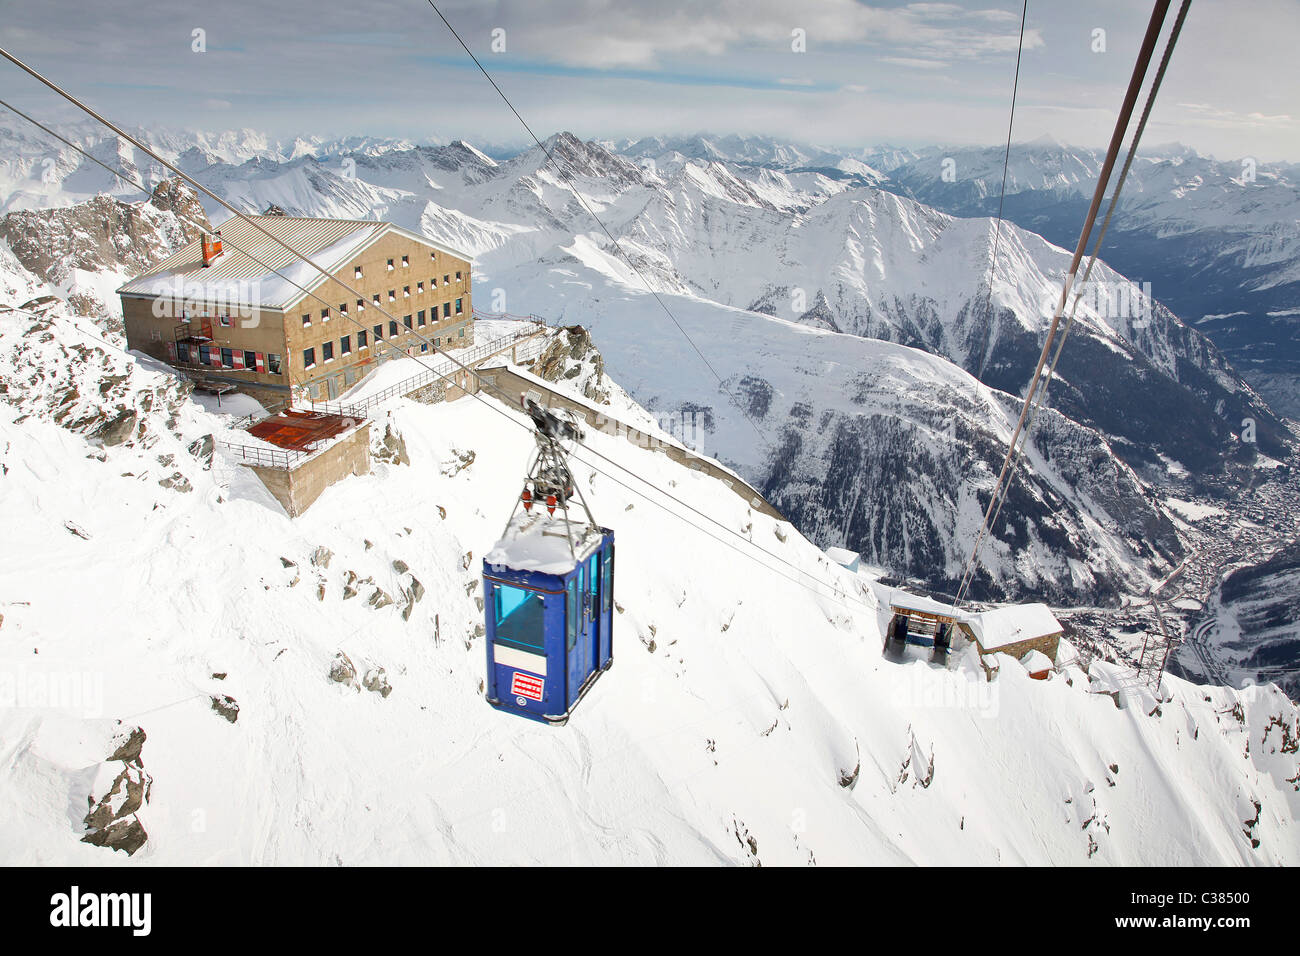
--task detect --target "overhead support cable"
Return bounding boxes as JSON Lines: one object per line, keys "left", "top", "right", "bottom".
{"left": 975, "top": 0, "right": 1030, "bottom": 381}
{"left": 953, "top": 0, "right": 1178, "bottom": 608}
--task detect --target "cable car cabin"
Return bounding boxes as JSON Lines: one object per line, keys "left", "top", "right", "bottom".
{"left": 482, "top": 512, "right": 615, "bottom": 724}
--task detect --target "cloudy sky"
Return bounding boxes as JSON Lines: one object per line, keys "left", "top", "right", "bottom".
{"left": 1, "top": 0, "right": 1296, "bottom": 161}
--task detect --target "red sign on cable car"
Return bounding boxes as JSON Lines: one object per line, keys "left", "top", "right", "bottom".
{"left": 510, "top": 672, "right": 544, "bottom": 701}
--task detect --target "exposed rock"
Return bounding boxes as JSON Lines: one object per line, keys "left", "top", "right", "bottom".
{"left": 368, "top": 588, "right": 394, "bottom": 610}
{"left": 392, "top": 559, "right": 409, "bottom": 574}
{"left": 81, "top": 817, "right": 148, "bottom": 856}
{"left": 441, "top": 449, "right": 476, "bottom": 477}
{"left": 374, "top": 424, "right": 411, "bottom": 466}
{"left": 210, "top": 694, "right": 240, "bottom": 723}
{"left": 187, "top": 434, "right": 214, "bottom": 468}
{"left": 310, "top": 546, "right": 333, "bottom": 569}
{"left": 0, "top": 179, "right": 208, "bottom": 317}
{"left": 158, "top": 471, "right": 192, "bottom": 493}
{"left": 329, "top": 652, "right": 358, "bottom": 687}
{"left": 82, "top": 724, "right": 153, "bottom": 856}
{"left": 363, "top": 667, "right": 393, "bottom": 698}
{"left": 98, "top": 410, "right": 138, "bottom": 446}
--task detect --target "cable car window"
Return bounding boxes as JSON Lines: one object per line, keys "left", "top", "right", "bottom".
{"left": 566, "top": 579, "right": 578, "bottom": 650}
{"left": 493, "top": 583, "right": 544, "bottom": 652}
{"left": 602, "top": 552, "right": 613, "bottom": 613}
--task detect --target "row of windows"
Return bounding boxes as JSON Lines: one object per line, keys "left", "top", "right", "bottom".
{"left": 302, "top": 322, "right": 466, "bottom": 369}
{"left": 301, "top": 279, "right": 465, "bottom": 326}
{"left": 177, "top": 342, "right": 283, "bottom": 374}
{"left": 351, "top": 251, "right": 453, "bottom": 280}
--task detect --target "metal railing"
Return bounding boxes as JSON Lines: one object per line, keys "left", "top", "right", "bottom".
{"left": 311, "top": 323, "right": 551, "bottom": 418}
{"left": 217, "top": 440, "right": 306, "bottom": 469}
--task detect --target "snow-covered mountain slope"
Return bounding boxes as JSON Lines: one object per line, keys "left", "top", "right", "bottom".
{"left": 1, "top": 128, "right": 1283, "bottom": 602}
{"left": 477, "top": 257, "right": 1182, "bottom": 604}
{"left": 882, "top": 141, "right": 1300, "bottom": 419}
{"left": 1, "top": 306, "right": 1297, "bottom": 865}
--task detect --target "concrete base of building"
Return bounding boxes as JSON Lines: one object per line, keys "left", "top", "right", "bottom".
{"left": 246, "top": 423, "right": 371, "bottom": 517}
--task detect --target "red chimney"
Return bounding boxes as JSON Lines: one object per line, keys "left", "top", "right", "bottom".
{"left": 201, "top": 231, "right": 223, "bottom": 267}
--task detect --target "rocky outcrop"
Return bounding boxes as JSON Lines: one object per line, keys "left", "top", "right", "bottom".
{"left": 535, "top": 326, "right": 610, "bottom": 405}
{"left": 0, "top": 178, "right": 209, "bottom": 318}
{"left": 82, "top": 723, "right": 152, "bottom": 857}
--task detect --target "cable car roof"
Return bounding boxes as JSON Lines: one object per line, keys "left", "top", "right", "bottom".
{"left": 486, "top": 512, "right": 606, "bottom": 576}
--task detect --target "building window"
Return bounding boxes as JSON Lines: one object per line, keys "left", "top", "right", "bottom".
{"left": 340, "top": 302, "right": 348, "bottom": 315}
{"left": 177, "top": 343, "right": 191, "bottom": 363}
{"left": 220, "top": 347, "right": 233, "bottom": 367}
{"left": 322, "top": 341, "right": 334, "bottom": 362}
{"left": 455, "top": 271, "right": 462, "bottom": 281}
{"left": 402, "top": 255, "right": 409, "bottom": 267}
{"left": 387, "top": 258, "right": 394, "bottom": 271}
{"left": 388, "top": 290, "right": 396, "bottom": 302}
{"left": 321, "top": 308, "right": 330, "bottom": 321}
{"left": 303, "top": 347, "right": 315, "bottom": 369}
{"left": 455, "top": 297, "right": 463, "bottom": 315}
{"left": 355, "top": 266, "right": 363, "bottom": 279}
{"left": 442, "top": 302, "right": 451, "bottom": 318}
{"left": 372, "top": 293, "right": 380, "bottom": 305}
{"left": 459, "top": 327, "right": 465, "bottom": 338}
{"left": 357, "top": 299, "right": 365, "bottom": 311}
{"left": 341, "top": 335, "right": 351, "bottom": 355}
{"left": 417, "top": 310, "right": 426, "bottom": 327}
{"left": 417, "top": 281, "right": 424, "bottom": 293}
{"left": 420, "top": 343, "right": 428, "bottom": 353}
{"left": 434, "top": 337, "right": 440, "bottom": 347}
{"left": 430, "top": 251, "right": 436, "bottom": 261}
{"left": 443, "top": 274, "right": 450, "bottom": 286}
{"left": 244, "top": 349, "right": 257, "bottom": 369}
{"left": 389, "top": 320, "right": 398, "bottom": 337}
{"left": 403, "top": 285, "right": 410, "bottom": 297}
{"left": 403, "top": 314, "right": 413, "bottom": 330}
{"left": 358, "top": 329, "right": 368, "bottom": 349}
{"left": 199, "top": 345, "right": 212, "bottom": 365}
{"left": 302, "top": 313, "right": 311, "bottom": 327}
{"left": 268, "top": 353, "right": 282, "bottom": 374}
{"left": 373, "top": 323, "right": 383, "bottom": 341}
{"left": 219, "top": 314, "right": 232, "bottom": 327}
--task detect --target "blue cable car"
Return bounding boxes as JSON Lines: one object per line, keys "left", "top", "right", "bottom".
{"left": 482, "top": 398, "right": 615, "bottom": 724}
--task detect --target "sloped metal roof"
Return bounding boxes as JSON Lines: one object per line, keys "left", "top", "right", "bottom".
{"left": 117, "top": 215, "right": 472, "bottom": 311}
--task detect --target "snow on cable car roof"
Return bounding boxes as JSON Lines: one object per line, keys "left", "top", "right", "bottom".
{"left": 486, "top": 512, "right": 604, "bottom": 575}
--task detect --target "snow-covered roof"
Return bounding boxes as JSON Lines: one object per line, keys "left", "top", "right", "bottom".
{"left": 968, "top": 603, "right": 1063, "bottom": 651}
{"left": 116, "top": 215, "right": 474, "bottom": 311}
{"left": 485, "top": 512, "right": 604, "bottom": 576}
{"left": 888, "top": 589, "right": 963, "bottom": 620}
{"left": 1020, "top": 649, "right": 1054, "bottom": 673}
{"left": 825, "top": 546, "right": 860, "bottom": 569}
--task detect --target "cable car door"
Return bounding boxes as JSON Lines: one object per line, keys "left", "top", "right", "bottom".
{"left": 586, "top": 553, "right": 600, "bottom": 675}
{"left": 566, "top": 575, "right": 584, "bottom": 707}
